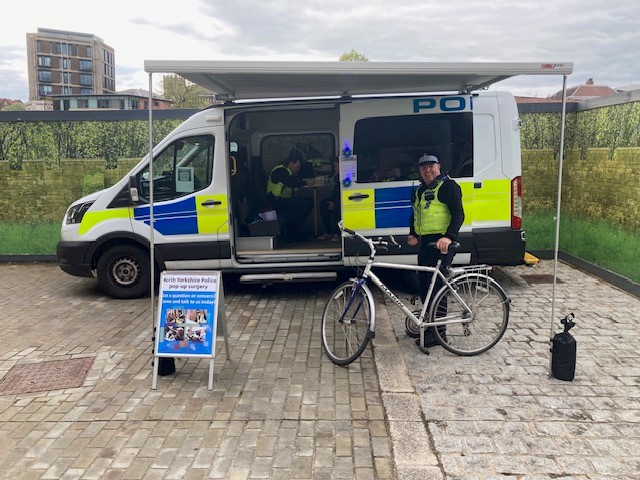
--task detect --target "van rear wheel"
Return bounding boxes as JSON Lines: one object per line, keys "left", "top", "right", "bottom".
{"left": 97, "top": 245, "right": 150, "bottom": 299}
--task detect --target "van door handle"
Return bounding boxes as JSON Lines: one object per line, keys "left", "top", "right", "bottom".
{"left": 201, "top": 199, "right": 222, "bottom": 207}
{"left": 348, "top": 194, "right": 370, "bottom": 201}
{"left": 474, "top": 182, "right": 482, "bottom": 189}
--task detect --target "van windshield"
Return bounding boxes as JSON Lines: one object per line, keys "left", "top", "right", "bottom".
{"left": 354, "top": 112, "right": 473, "bottom": 182}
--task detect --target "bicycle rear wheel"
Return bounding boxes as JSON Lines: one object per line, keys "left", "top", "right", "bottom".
{"left": 429, "top": 274, "right": 509, "bottom": 356}
{"left": 321, "top": 280, "right": 375, "bottom": 365}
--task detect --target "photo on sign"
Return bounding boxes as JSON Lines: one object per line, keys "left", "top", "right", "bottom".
{"left": 157, "top": 299, "right": 216, "bottom": 356}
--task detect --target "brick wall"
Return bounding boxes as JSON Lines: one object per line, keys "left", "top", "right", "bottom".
{"left": 522, "top": 147, "right": 640, "bottom": 231}
{"left": 0, "top": 158, "right": 138, "bottom": 222}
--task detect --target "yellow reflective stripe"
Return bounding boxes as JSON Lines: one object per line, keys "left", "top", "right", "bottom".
{"left": 196, "top": 194, "right": 229, "bottom": 234}
{"left": 79, "top": 208, "right": 130, "bottom": 235}
{"left": 474, "top": 179, "right": 511, "bottom": 222}
{"left": 342, "top": 188, "right": 375, "bottom": 230}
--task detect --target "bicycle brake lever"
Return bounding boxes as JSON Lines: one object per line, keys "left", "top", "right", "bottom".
{"left": 388, "top": 235, "right": 401, "bottom": 249}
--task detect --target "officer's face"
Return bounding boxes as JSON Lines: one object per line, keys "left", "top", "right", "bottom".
{"left": 419, "top": 163, "right": 440, "bottom": 184}
{"left": 289, "top": 160, "right": 301, "bottom": 173}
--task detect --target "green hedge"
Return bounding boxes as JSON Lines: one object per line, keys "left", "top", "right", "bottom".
{"left": 0, "top": 119, "right": 182, "bottom": 170}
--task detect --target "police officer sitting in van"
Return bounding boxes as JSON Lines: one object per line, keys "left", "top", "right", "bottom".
{"left": 266, "top": 148, "right": 313, "bottom": 241}
{"left": 407, "top": 154, "right": 465, "bottom": 345}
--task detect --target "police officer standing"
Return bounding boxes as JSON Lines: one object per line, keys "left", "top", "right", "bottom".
{"left": 407, "top": 154, "right": 465, "bottom": 316}
{"left": 266, "top": 148, "right": 313, "bottom": 241}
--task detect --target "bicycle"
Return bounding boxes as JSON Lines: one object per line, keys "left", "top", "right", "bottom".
{"left": 321, "top": 221, "right": 510, "bottom": 366}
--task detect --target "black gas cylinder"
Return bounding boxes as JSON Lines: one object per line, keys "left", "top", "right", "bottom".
{"left": 551, "top": 313, "right": 576, "bottom": 381}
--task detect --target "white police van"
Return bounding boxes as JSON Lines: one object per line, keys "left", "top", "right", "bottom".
{"left": 57, "top": 61, "right": 573, "bottom": 298}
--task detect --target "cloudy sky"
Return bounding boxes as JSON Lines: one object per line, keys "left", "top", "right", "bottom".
{"left": 1, "top": 0, "right": 638, "bottom": 102}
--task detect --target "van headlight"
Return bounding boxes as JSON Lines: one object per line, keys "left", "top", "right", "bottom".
{"left": 65, "top": 201, "right": 93, "bottom": 224}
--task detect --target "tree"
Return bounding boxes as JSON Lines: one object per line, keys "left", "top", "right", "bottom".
{"left": 1, "top": 102, "right": 26, "bottom": 111}
{"left": 161, "top": 74, "right": 212, "bottom": 109}
{"left": 339, "top": 49, "right": 369, "bottom": 62}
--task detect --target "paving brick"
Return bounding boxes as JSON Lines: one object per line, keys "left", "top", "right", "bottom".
{"left": 0, "top": 262, "right": 637, "bottom": 479}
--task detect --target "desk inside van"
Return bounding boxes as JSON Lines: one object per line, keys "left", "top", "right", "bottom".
{"left": 299, "top": 182, "right": 333, "bottom": 237}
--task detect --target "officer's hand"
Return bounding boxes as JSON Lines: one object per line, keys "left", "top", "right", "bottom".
{"left": 407, "top": 235, "right": 419, "bottom": 247}
{"left": 436, "top": 237, "right": 452, "bottom": 253}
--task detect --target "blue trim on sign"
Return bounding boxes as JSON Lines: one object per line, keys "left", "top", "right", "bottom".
{"left": 374, "top": 186, "right": 414, "bottom": 228}
{"left": 134, "top": 197, "right": 199, "bottom": 235}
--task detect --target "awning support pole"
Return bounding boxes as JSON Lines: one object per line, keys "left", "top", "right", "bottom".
{"left": 149, "top": 74, "right": 156, "bottom": 354}
{"left": 549, "top": 74, "right": 568, "bottom": 376}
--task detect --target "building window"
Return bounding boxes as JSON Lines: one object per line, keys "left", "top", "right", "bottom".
{"left": 77, "top": 99, "right": 89, "bottom": 109}
{"left": 37, "top": 56, "right": 52, "bottom": 67}
{"left": 61, "top": 43, "right": 68, "bottom": 55}
{"left": 38, "top": 85, "right": 53, "bottom": 96}
{"left": 37, "top": 70, "right": 52, "bottom": 82}
{"left": 70, "top": 44, "right": 78, "bottom": 56}
{"left": 63, "top": 87, "right": 72, "bottom": 94}
{"left": 80, "top": 74, "right": 92, "bottom": 86}
{"left": 86, "top": 46, "right": 92, "bottom": 57}
{"left": 54, "top": 43, "right": 61, "bottom": 54}
{"left": 62, "top": 72, "right": 69, "bottom": 83}
{"left": 79, "top": 59, "right": 92, "bottom": 71}
{"left": 97, "top": 99, "right": 109, "bottom": 109}
{"left": 36, "top": 40, "right": 42, "bottom": 52}
{"left": 62, "top": 58, "right": 68, "bottom": 69}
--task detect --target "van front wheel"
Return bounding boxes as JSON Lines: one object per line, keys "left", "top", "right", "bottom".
{"left": 97, "top": 245, "right": 150, "bottom": 299}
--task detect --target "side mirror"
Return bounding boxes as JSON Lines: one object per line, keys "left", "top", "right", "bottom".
{"left": 128, "top": 175, "right": 139, "bottom": 202}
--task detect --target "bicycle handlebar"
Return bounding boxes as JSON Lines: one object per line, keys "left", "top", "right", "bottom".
{"left": 338, "top": 220, "right": 400, "bottom": 255}
{"left": 338, "top": 220, "right": 460, "bottom": 256}
{"left": 425, "top": 241, "right": 461, "bottom": 254}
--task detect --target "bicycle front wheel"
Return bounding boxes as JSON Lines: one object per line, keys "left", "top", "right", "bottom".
{"left": 321, "top": 280, "right": 375, "bottom": 366}
{"left": 429, "top": 274, "right": 509, "bottom": 356}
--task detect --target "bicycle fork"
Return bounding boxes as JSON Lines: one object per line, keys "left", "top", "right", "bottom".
{"left": 340, "top": 278, "right": 375, "bottom": 339}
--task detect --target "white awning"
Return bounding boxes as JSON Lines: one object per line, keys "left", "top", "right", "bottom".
{"left": 144, "top": 60, "right": 574, "bottom": 100}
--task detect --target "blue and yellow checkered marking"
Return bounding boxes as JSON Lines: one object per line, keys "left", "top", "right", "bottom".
{"left": 134, "top": 198, "right": 199, "bottom": 235}
{"left": 343, "top": 186, "right": 413, "bottom": 230}
{"left": 133, "top": 195, "right": 229, "bottom": 235}
{"left": 373, "top": 186, "right": 413, "bottom": 228}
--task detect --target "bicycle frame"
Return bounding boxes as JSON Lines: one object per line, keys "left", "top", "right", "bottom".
{"left": 359, "top": 260, "right": 473, "bottom": 331}
{"left": 324, "top": 222, "right": 510, "bottom": 363}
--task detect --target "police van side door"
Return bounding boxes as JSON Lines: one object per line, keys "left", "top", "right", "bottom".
{"left": 338, "top": 96, "right": 474, "bottom": 263}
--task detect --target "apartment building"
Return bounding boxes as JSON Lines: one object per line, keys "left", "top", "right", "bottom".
{"left": 26, "top": 28, "right": 115, "bottom": 101}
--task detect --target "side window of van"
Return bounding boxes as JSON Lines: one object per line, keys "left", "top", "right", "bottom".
{"left": 137, "top": 135, "right": 215, "bottom": 202}
{"left": 353, "top": 113, "right": 473, "bottom": 182}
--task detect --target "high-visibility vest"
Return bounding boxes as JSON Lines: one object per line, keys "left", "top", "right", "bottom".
{"left": 266, "top": 164, "right": 294, "bottom": 199}
{"left": 413, "top": 180, "right": 451, "bottom": 235}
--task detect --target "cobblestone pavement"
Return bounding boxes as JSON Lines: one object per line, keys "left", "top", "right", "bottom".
{"left": 0, "top": 261, "right": 638, "bottom": 479}
{"left": 379, "top": 260, "right": 640, "bottom": 479}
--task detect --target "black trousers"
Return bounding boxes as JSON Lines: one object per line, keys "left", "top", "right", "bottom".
{"left": 319, "top": 198, "right": 340, "bottom": 234}
{"left": 417, "top": 236, "right": 456, "bottom": 309}
{"left": 272, "top": 196, "right": 313, "bottom": 238}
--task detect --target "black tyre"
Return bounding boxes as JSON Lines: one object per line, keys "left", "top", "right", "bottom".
{"left": 321, "top": 280, "right": 374, "bottom": 366}
{"left": 97, "top": 245, "right": 151, "bottom": 299}
{"left": 428, "top": 274, "right": 509, "bottom": 356}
